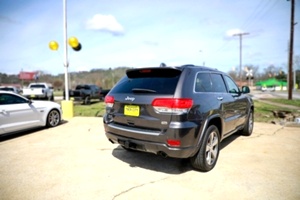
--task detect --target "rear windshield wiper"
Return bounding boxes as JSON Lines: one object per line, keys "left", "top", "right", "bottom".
{"left": 132, "top": 88, "right": 157, "bottom": 93}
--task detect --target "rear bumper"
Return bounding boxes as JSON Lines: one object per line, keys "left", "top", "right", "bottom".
{"left": 104, "top": 122, "right": 200, "bottom": 158}
{"left": 24, "top": 95, "right": 47, "bottom": 99}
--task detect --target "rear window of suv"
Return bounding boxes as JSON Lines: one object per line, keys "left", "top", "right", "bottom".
{"left": 110, "top": 68, "right": 181, "bottom": 95}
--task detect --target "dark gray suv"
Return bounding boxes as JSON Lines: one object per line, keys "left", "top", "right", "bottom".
{"left": 103, "top": 64, "right": 254, "bottom": 172}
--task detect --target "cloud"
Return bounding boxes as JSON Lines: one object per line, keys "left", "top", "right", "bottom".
{"left": 223, "top": 28, "right": 251, "bottom": 41}
{"left": 86, "top": 14, "right": 124, "bottom": 35}
{"left": 225, "top": 28, "right": 244, "bottom": 37}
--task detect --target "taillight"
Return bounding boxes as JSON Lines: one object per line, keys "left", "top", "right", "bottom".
{"left": 105, "top": 95, "right": 114, "bottom": 107}
{"left": 152, "top": 98, "right": 193, "bottom": 115}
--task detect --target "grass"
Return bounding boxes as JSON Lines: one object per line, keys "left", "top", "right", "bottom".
{"left": 73, "top": 101, "right": 106, "bottom": 117}
{"left": 53, "top": 90, "right": 63, "bottom": 96}
{"left": 262, "top": 98, "right": 300, "bottom": 107}
{"left": 253, "top": 100, "right": 298, "bottom": 123}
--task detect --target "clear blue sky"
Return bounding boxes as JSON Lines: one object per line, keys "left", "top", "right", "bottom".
{"left": 0, "top": 0, "right": 299, "bottom": 75}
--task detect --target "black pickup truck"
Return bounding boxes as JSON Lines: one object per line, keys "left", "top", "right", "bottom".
{"left": 99, "top": 89, "right": 110, "bottom": 100}
{"left": 64, "top": 84, "right": 102, "bottom": 105}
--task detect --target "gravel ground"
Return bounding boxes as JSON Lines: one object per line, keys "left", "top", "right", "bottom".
{"left": 0, "top": 117, "right": 299, "bottom": 200}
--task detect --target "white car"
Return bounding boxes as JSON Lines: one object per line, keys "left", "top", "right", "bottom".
{"left": 0, "top": 86, "right": 21, "bottom": 94}
{"left": 261, "top": 86, "right": 275, "bottom": 92}
{"left": 0, "top": 91, "right": 62, "bottom": 135}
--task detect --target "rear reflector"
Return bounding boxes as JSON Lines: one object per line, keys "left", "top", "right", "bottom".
{"left": 167, "top": 139, "right": 181, "bottom": 147}
{"left": 152, "top": 98, "right": 193, "bottom": 114}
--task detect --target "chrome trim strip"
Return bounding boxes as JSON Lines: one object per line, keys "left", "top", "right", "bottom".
{"left": 108, "top": 123, "right": 161, "bottom": 136}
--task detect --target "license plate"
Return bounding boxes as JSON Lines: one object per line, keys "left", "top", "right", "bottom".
{"left": 70, "top": 97, "right": 74, "bottom": 101}
{"left": 124, "top": 105, "right": 140, "bottom": 117}
{"left": 30, "top": 95, "right": 35, "bottom": 98}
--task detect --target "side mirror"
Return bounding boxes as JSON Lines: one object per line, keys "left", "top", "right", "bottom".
{"left": 241, "top": 86, "right": 250, "bottom": 94}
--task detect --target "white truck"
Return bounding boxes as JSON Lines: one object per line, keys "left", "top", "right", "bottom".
{"left": 22, "top": 82, "right": 54, "bottom": 101}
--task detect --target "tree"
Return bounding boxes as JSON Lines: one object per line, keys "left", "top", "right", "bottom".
{"left": 53, "top": 80, "right": 63, "bottom": 90}
{"left": 275, "top": 71, "right": 287, "bottom": 82}
{"left": 261, "top": 65, "right": 285, "bottom": 80}
{"left": 228, "top": 69, "right": 238, "bottom": 81}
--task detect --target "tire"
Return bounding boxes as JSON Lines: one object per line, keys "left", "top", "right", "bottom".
{"left": 84, "top": 96, "right": 90, "bottom": 105}
{"left": 46, "top": 109, "right": 61, "bottom": 127}
{"left": 241, "top": 109, "right": 254, "bottom": 136}
{"left": 190, "top": 125, "right": 220, "bottom": 172}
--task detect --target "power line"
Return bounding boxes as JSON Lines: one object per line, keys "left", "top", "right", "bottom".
{"left": 240, "top": 0, "right": 279, "bottom": 31}
{"left": 214, "top": 1, "right": 280, "bottom": 56}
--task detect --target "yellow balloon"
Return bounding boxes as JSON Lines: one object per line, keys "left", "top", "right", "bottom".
{"left": 49, "top": 41, "right": 59, "bottom": 51}
{"left": 68, "top": 37, "right": 79, "bottom": 48}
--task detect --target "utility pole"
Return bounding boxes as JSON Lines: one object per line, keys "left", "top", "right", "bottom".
{"left": 288, "top": 0, "right": 295, "bottom": 100}
{"left": 233, "top": 32, "right": 249, "bottom": 84}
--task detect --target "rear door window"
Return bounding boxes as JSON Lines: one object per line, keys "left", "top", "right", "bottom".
{"left": 195, "top": 73, "right": 213, "bottom": 92}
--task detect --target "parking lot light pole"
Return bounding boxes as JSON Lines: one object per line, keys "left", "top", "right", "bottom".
{"left": 61, "top": 0, "right": 74, "bottom": 119}
{"left": 63, "top": 0, "right": 69, "bottom": 101}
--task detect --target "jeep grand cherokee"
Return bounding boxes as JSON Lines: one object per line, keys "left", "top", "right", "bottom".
{"left": 103, "top": 64, "right": 254, "bottom": 172}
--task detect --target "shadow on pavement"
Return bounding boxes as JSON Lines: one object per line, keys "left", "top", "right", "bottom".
{"left": 112, "top": 146, "right": 193, "bottom": 174}
{"left": 220, "top": 133, "right": 241, "bottom": 150}
{"left": 111, "top": 133, "right": 241, "bottom": 174}
{"left": 0, "top": 127, "right": 44, "bottom": 142}
{"left": 0, "top": 120, "right": 68, "bottom": 142}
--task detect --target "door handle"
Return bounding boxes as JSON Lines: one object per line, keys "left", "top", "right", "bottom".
{"left": 217, "top": 97, "right": 223, "bottom": 101}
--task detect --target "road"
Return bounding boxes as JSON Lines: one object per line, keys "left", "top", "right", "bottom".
{"left": 271, "top": 91, "right": 300, "bottom": 99}
{"left": 1, "top": 117, "right": 299, "bottom": 200}
{"left": 250, "top": 89, "right": 300, "bottom": 100}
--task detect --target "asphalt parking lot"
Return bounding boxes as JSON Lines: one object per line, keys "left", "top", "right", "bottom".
{"left": 0, "top": 117, "right": 300, "bottom": 200}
